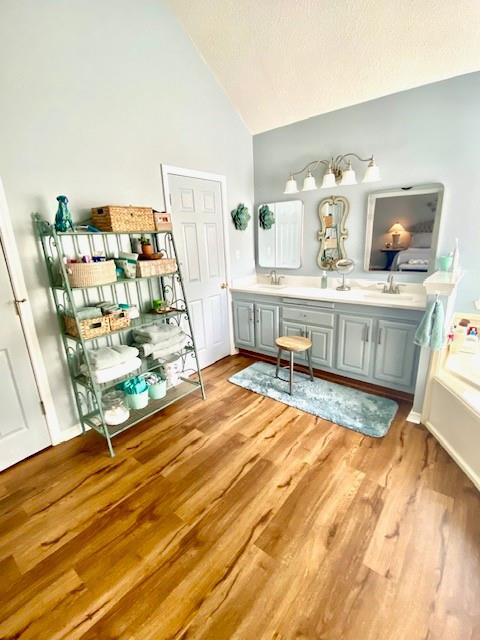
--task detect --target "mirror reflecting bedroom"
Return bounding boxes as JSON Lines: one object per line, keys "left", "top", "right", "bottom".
{"left": 365, "top": 185, "right": 443, "bottom": 272}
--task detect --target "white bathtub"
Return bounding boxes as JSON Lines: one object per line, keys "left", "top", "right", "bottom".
{"left": 424, "top": 351, "right": 480, "bottom": 491}
{"left": 446, "top": 352, "right": 480, "bottom": 393}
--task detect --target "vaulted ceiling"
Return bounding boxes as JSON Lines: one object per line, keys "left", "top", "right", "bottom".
{"left": 168, "top": 0, "right": 480, "bottom": 134}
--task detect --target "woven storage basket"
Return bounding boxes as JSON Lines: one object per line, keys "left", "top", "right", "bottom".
{"left": 91, "top": 206, "right": 155, "bottom": 232}
{"left": 107, "top": 310, "right": 131, "bottom": 332}
{"left": 136, "top": 258, "right": 177, "bottom": 278}
{"left": 66, "top": 260, "right": 117, "bottom": 288}
{"left": 64, "top": 314, "right": 110, "bottom": 340}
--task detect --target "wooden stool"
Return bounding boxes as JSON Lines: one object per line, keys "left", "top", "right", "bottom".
{"left": 275, "top": 335, "right": 314, "bottom": 395}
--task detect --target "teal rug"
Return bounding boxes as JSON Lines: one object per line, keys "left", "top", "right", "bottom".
{"left": 229, "top": 361, "right": 398, "bottom": 438}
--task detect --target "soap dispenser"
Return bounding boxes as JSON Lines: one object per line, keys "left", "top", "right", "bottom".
{"left": 321, "top": 271, "right": 328, "bottom": 289}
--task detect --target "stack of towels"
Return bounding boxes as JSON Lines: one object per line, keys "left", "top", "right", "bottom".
{"left": 132, "top": 323, "right": 187, "bottom": 362}
{"left": 81, "top": 345, "right": 141, "bottom": 384}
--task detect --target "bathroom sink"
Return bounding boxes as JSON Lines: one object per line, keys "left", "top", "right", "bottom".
{"left": 359, "top": 290, "right": 415, "bottom": 302}
{"left": 252, "top": 283, "right": 287, "bottom": 290}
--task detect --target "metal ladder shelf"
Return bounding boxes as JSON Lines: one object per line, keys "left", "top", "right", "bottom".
{"left": 35, "top": 215, "right": 205, "bottom": 456}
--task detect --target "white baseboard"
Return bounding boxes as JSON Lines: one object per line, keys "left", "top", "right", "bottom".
{"left": 55, "top": 422, "right": 86, "bottom": 444}
{"left": 406, "top": 410, "right": 422, "bottom": 424}
{"left": 425, "top": 419, "right": 480, "bottom": 492}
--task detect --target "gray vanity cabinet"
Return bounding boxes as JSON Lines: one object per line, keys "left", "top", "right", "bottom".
{"left": 309, "top": 326, "right": 334, "bottom": 369}
{"left": 281, "top": 305, "right": 335, "bottom": 367}
{"left": 373, "top": 319, "right": 417, "bottom": 388}
{"left": 232, "top": 292, "right": 422, "bottom": 393}
{"left": 233, "top": 299, "right": 279, "bottom": 353}
{"left": 254, "top": 303, "right": 280, "bottom": 354}
{"left": 281, "top": 320, "right": 307, "bottom": 361}
{"left": 233, "top": 300, "right": 255, "bottom": 348}
{"left": 336, "top": 313, "right": 373, "bottom": 378}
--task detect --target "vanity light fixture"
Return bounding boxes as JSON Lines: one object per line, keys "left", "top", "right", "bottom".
{"left": 283, "top": 153, "right": 380, "bottom": 194}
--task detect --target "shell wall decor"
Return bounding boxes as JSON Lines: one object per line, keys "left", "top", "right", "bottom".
{"left": 231, "top": 203, "right": 250, "bottom": 230}
{"left": 258, "top": 204, "right": 275, "bottom": 230}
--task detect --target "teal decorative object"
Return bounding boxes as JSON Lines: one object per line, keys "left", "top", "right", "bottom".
{"left": 231, "top": 203, "right": 250, "bottom": 230}
{"left": 259, "top": 204, "right": 275, "bottom": 230}
{"left": 229, "top": 361, "right": 398, "bottom": 437}
{"left": 414, "top": 299, "right": 445, "bottom": 351}
{"left": 54, "top": 195, "right": 74, "bottom": 232}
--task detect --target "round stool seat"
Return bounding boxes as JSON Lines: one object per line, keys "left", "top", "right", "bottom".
{"left": 275, "top": 335, "right": 312, "bottom": 353}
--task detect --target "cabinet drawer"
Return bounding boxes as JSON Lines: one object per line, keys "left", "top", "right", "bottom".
{"left": 282, "top": 306, "right": 335, "bottom": 328}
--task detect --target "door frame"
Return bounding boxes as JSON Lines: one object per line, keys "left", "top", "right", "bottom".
{"left": 160, "top": 164, "right": 236, "bottom": 359}
{"left": 0, "top": 177, "right": 61, "bottom": 445}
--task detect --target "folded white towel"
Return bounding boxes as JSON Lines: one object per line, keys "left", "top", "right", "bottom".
{"left": 149, "top": 334, "right": 187, "bottom": 361}
{"left": 132, "top": 323, "right": 183, "bottom": 345}
{"left": 86, "top": 345, "right": 139, "bottom": 370}
{"left": 81, "top": 357, "right": 142, "bottom": 384}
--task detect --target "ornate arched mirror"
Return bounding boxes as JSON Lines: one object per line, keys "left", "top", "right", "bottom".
{"left": 317, "top": 195, "right": 349, "bottom": 270}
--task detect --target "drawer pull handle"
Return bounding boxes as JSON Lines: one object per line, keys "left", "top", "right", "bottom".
{"left": 377, "top": 328, "right": 382, "bottom": 344}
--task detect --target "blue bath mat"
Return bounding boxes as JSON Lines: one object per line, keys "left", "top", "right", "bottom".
{"left": 229, "top": 361, "right": 398, "bottom": 438}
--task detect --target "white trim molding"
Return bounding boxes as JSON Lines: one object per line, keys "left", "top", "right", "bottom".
{"left": 0, "top": 177, "right": 60, "bottom": 444}
{"left": 160, "top": 164, "right": 236, "bottom": 357}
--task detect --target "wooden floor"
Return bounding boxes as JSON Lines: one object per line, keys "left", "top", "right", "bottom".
{"left": 0, "top": 355, "right": 479, "bottom": 640}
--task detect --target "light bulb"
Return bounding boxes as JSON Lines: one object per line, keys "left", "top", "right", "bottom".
{"left": 284, "top": 176, "right": 298, "bottom": 194}
{"left": 302, "top": 171, "right": 317, "bottom": 191}
{"left": 362, "top": 158, "right": 380, "bottom": 183}
{"left": 321, "top": 169, "right": 336, "bottom": 189}
{"left": 339, "top": 161, "right": 357, "bottom": 186}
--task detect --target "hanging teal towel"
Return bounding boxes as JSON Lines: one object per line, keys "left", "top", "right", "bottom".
{"left": 414, "top": 298, "right": 445, "bottom": 351}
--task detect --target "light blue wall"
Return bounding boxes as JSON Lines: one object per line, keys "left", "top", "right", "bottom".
{"left": 0, "top": 0, "right": 254, "bottom": 432}
{"left": 253, "top": 73, "right": 480, "bottom": 311}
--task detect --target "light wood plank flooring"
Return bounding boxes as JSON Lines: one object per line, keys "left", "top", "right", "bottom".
{"left": 0, "top": 354, "right": 479, "bottom": 639}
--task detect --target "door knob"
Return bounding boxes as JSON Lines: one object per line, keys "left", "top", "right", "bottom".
{"left": 220, "top": 282, "right": 228, "bottom": 289}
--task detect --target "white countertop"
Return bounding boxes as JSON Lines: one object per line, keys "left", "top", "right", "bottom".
{"left": 230, "top": 275, "right": 427, "bottom": 311}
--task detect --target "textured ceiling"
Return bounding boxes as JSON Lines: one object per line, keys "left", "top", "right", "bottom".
{"left": 167, "top": 0, "right": 480, "bottom": 134}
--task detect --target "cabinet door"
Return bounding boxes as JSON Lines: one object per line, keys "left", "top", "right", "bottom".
{"left": 233, "top": 300, "right": 255, "bottom": 348}
{"left": 373, "top": 319, "right": 417, "bottom": 388}
{"left": 255, "top": 303, "right": 279, "bottom": 353}
{"left": 281, "top": 320, "right": 307, "bottom": 361}
{"left": 307, "top": 326, "right": 334, "bottom": 369}
{"left": 336, "top": 313, "right": 373, "bottom": 377}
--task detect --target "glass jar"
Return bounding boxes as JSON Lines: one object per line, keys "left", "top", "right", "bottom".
{"left": 102, "top": 391, "right": 130, "bottom": 426}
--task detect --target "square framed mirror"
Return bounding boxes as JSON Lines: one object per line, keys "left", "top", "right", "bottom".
{"left": 364, "top": 184, "right": 444, "bottom": 273}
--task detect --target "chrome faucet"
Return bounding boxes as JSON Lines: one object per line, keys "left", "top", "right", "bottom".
{"left": 383, "top": 273, "right": 400, "bottom": 294}
{"left": 269, "top": 269, "right": 278, "bottom": 285}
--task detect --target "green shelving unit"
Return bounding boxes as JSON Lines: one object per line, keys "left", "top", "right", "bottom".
{"left": 35, "top": 215, "right": 205, "bottom": 456}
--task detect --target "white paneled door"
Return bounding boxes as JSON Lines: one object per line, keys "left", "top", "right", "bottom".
{"left": 168, "top": 173, "right": 230, "bottom": 369}
{"left": 0, "top": 240, "right": 51, "bottom": 470}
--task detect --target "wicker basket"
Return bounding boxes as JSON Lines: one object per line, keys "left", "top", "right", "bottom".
{"left": 107, "top": 310, "right": 131, "bottom": 332}
{"left": 154, "top": 211, "right": 173, "bottom": 232}
{"left": 136, "top": 257, "right": 177, "bottom": 278}
{"left": 66, "top": 260, "right": 117, "bottom": 288}
{"left": 91, "top": 206, "right": 155, "bottom": 232}
{"left": 64, "top": 314, "right": 110, "bottom": 339}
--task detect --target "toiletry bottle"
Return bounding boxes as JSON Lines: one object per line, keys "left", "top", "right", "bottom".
{"left": 452, "top": 238, "right": 460, "bottom": 276}
{"left": 321, "top": 271, "right": 328, "bottom": 289}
